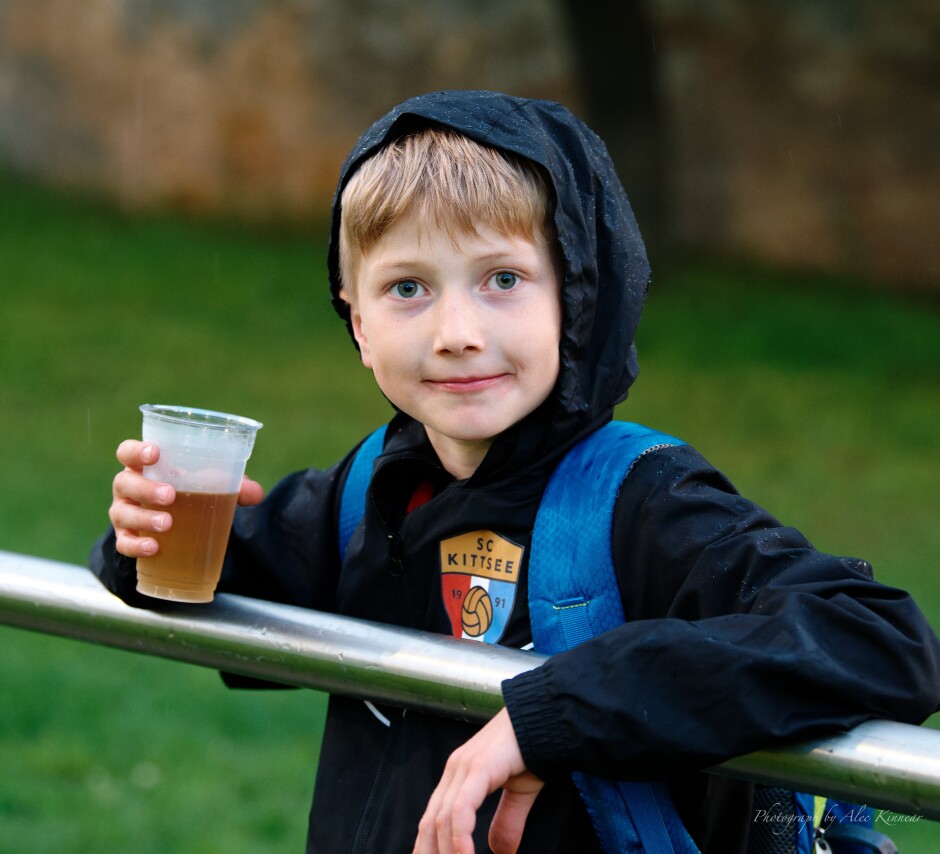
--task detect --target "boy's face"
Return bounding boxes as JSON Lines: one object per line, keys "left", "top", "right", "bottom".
{"left": 344, "top": 212, "right": 562, "bottom": 477}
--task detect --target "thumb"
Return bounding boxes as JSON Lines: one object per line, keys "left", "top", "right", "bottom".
{"left": 487, "top": 785, "right": 541, "bottom": 854}
{"left": 238, "top": 476, "right": 265, "bottom": 506}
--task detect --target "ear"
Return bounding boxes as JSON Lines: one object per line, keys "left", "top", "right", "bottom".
{"left": 340, "top": 288, "right": 373, "bottom": 369}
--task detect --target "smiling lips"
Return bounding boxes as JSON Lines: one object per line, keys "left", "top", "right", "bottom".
{"left": 425, "top": 374, "right": 510, "bottom": 393}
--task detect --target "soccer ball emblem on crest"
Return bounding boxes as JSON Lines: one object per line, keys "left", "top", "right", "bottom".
{"left": 461, "top": 586, "right": 493, "bottom": 637}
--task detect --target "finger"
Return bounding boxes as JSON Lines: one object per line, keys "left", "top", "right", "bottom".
{"left": 413, "top": 812, "right": 437, "bottom": 854}
{"left": 110, "top": 501, "right": 173, "bottom": 537}
{"left": 442, "top": 801, "right": 480, "bottom": 854}
{"left": 415, "top": 761, "right": 459, "bottom": 853}
{"left": 435, "top": 757, "right": 487, "bottom": 854}
{"left": 116, "top": 439, "right": 159, "bottom": 470}
{"left": 416, "top": 750, "right": 472, "bottom": 854}
{"left": 112, "top": 469, "right": 175, "bottom": 507}
{"left": 114, "top": 527, "right": 160, "bottom": 559}
{"left": 238, "top": 476, "right": 265, "bottom": 506}
{"left": 488, "top": 788, "right": 541, "bottom": 854}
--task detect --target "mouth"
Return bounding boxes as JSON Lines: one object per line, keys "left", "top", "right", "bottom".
{"left": 424, "top": 374, "right": 509, "bottom": 393}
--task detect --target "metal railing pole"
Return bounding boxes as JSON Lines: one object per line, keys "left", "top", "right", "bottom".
{"left": 0, "top": 551, "right": 521, "bottom": 721}
{"left": 1, "top": 550, "right": 938, "bottom": 820}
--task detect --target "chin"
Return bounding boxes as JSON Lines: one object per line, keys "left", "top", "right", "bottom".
{"left": 429, "top": 420, "right": 507, "bottom": 445}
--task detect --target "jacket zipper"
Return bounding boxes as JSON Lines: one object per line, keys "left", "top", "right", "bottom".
{"left": 368, "top": 453, "right": 441, "bottom": 578}
{"left": 350, "top": 716, "right": 395, "bottom": 854}
{"left": 386, "top": 531, "right": 405, "bottom": 577}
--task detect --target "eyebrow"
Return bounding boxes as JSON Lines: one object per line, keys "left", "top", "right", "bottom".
{"left": 475, "top": 251, "right": 527, "bottom": 265}
{"left": 366, "top": 259, "right": 422, "bottom": 278}
{"left": 369, "top": 250, "right": 531, "bottom": 274}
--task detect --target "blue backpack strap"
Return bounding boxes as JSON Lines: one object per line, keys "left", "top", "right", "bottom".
{"left": 530, "top": 420, "right": 683, "bottom": 654}
{"left": 337, "top": 425, "right": 388, "bottom": 563}
{"left": 817, "top": 800, "right": 895, "bottom": 854}
{"left": 529, "top": 420, "right": 698, "bottom": 854}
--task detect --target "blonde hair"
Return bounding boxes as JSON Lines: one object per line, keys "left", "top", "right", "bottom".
{"left": 338, "top": 127, "right": 554, "bottom": 296}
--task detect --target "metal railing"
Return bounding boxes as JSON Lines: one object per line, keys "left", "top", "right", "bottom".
{"left": 2, "top": 549, "right": 939, "bottom": 821}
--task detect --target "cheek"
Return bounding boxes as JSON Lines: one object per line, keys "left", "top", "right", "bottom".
{"left": 366, "top": 338, "right": 411, "bottom": 392}
{"left": 537, "top": 341, "right": 561, "bottom": 391}
{"left": 369, "top": 355, "right": 420, "bottom": 416}
{"left": 352, "top": 305, "right": 406, "bottom": 372}
{"left": 528, "top": 299, "right": 563, "bottom": 379}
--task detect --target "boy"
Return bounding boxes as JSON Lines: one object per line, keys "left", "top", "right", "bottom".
{"left": 92, "top": 91, "right": 940, "bottom": 853}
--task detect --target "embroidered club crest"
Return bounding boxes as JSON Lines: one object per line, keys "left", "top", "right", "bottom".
{"left": 440, "top": 530, "right": 523, "bottom": 643}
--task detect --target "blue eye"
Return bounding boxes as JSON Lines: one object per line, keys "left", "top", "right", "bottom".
{"left": 393, "top": 280, "right": 422, "bottom": 299}
{"left": 492, "top": 272, "right": 518, "bottom": 290}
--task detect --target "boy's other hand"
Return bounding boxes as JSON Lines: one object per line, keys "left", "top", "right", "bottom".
{"left": 413, "top": 708, "right": 543, "bottom": 854}
{"left": 109, "top": 440, "right": 264, "bottom": 559}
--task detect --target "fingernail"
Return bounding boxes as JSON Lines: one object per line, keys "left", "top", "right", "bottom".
{"left": 141, "top": 444, "right": 155, "bottom": 464}
{"left": 153, "top": 512, "right": 170, "bottom": 532}
{"left": 154, "top": 486, "right": 171, "bottom": 504}
{"left": 140, "top": 539, "right": 157, "bottom": 556}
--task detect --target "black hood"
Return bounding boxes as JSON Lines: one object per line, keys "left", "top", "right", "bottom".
{"left": 327, "top": 90, "right": 650, "bottom": 480}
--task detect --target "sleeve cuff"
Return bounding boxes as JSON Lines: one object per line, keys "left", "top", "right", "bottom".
{"left": 502, "top": 662, "right": 570, "bottom": 780}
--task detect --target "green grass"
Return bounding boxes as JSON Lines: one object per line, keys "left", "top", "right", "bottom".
{"left": 1, "top": 174, "right": 938, "bottom": 850}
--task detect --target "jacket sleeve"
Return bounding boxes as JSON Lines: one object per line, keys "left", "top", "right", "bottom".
{"left": 503, "top": 444, "right": 940, "bottom": 782}
{"left": 88, "top": 456, "right": 351, "bottom": 613}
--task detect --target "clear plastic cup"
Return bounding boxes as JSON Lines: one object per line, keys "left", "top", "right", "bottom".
{"left": 135, "top": 404, "right": 262, "bottom": 603}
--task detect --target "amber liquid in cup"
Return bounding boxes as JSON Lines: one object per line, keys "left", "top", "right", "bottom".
{"left": 136, "top": 490, "right": 239, "bottom": 603}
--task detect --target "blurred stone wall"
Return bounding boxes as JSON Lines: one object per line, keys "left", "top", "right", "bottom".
{"left": 0, "top": 0, "right": 936, "bottom": 286}
{"left": 659, "top": 0, "right": 939, "bottom": 287}
{"left": 0, "top": 0, "right": 575, "bottom": 217}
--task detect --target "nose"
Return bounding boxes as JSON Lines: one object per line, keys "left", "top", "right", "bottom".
{"left": 432, "top": 290, "right": 486, "bottom": 356}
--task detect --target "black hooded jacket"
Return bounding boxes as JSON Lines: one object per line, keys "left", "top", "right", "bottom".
{"left": 91, "top": 91, "right": 940, "bottom": 853}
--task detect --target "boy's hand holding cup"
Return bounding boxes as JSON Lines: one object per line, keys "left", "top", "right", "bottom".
{"left": 110, "top": 405, "right": 263, "bottom": 603}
